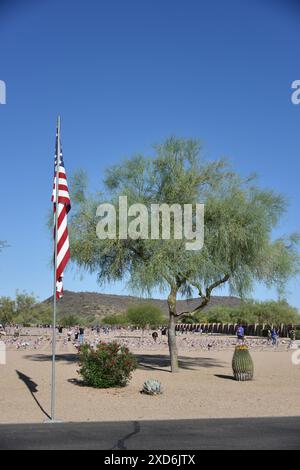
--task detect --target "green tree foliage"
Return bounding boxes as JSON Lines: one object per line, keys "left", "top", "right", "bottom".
{"left": 59, "top": 314, "right": 80, "bottom": 327}
{"left": 15, "top": 291, "right": 37, "bottom": 324}
{"left": 59, "top": 314, "right": 95, "bottom": 328}
{"left": 69, "top": 137, "right": 300, "bottom": 371}
{"left": 185, "top": 300, "right": 300, "bottom": 325}
{"left": 0, "top": 292, "right": 53, "bottom": 326}
{"left": 101, "top": 313, "right": 128, "bottom": 326}
{"left": 0, "top": 297, "right": 15, "bottom": 326}
{"left": 29, "top": 303, "right": 53, "bottom": 325}
{"left": 126, "top": 304, "right": 165, "bottom": 329}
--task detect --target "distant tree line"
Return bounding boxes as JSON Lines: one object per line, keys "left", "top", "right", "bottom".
{"left": 0, "top": 292, "right": 93, "bottom": 328}
{"left": 0, "top": 293, "right": 166, "bottom": 329}
{"left": 0, "top": 291, "right": 52, "bottom": 327}
{"left": 180, "top": 300, "right": 300, "bottom": 326}
{"left": 101, "top": 303, "right": 165, "bottom": 329}
{"left": 1, "top": 293, "right": 299, "bottom": 330}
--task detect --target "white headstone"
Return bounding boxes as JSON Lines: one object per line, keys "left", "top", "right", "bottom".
{"left": 0, "top": 341, "right": 6, "bottom": 365}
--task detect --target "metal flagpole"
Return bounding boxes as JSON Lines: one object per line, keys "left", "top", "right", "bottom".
{"left": 50, "top": 115, "right": 61, "bottom": 422}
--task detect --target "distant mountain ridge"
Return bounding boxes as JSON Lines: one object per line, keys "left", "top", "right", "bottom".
{"left": 43, "top": 290, "right": 242, "bottom": 319}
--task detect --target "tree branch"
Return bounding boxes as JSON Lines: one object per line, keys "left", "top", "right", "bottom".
{"left": 177, "top": 272, "right": 203, "bottom": 297}
{"left": 176, "top": 274, "right": 230, "bottom": 317}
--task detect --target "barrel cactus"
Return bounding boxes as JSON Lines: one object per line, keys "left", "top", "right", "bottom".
{"left": 232, "top": 345, "right": 254, "bottom": 381}
{"left": 142, "top": 379, "right": 163, "bottom": 395}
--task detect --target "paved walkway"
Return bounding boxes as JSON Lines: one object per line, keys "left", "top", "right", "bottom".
{"left": 0, "top": 417, "right": 300, "bottom": 449}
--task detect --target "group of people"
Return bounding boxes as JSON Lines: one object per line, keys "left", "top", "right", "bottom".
{"left": 58, "top": 326, "right": 85, "bottom": 345}
{"left": 236, "top": 324, "right": 281, "bottom": 347}
{"left": 151, "top": 327, "right": 168, "bottom": 342}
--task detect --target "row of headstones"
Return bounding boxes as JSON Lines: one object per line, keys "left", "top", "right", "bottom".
{"left": 175, "top": 323, "right": 297, "bottom": 338}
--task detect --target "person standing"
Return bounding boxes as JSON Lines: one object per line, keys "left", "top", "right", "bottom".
{"left": 152, "top": 331, "right": 158, "bottom": 343}
{"left": 161, "top": 327, "right": 167, "bottom": 338}
{"left": 289, "top": 328, "right": 296, "bottom": 342}
{"left": 267, "top": 329, "right": 272, "bottom": 344}
{"left": 79, "top": 327, "right": 85, "bottom": 345}
{"left": 236, "top": 324, "right": 245, "bottom": 343}
{"left": 74, "top": 327, "right": 79, "bottom": 342}
{"left": 271, "top": 327, "right": 279, "bottom": 347}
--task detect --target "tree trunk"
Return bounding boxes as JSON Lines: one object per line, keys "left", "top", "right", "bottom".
{"left": 167, "top": 287, "right": 179, "bottom": 373}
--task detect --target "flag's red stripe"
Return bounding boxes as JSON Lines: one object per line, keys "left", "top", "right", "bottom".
{"left": 53, "top": 174, "right": 67, "bottom": 181}
{"left": 52, "top": 184, "right": 68, "bottom": 192}
{"left": 57, "top": 226, "right": 69, "bottom": 253}
{"left": 57, "top": 205, "right": 67, "bottom": 227}
{"left": 51, "top": 197, "right": 71, "bottom": 207}
{"left": 56, "top": 248, "right": 70, "bottom": 280}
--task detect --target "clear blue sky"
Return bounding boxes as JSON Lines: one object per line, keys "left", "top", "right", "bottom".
{"left": 0, "top": 0, "right": 299, "bottom": 306}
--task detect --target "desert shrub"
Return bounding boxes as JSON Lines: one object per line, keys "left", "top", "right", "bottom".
{"left": 125, "top": 303, "right": 165, "bottom": 329}
{"left": 78, "top": 341, "right": 137, "bottom": 388}
{"left": 101, "top": 313, "right": 128, "bottom": 326}
{"left": 60, "top": 315, "right": 80, "bottom": 327}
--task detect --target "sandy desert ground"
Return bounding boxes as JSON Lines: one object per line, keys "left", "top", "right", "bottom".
{"left": 0, "top": 329, "right": 300, "bottom": 424}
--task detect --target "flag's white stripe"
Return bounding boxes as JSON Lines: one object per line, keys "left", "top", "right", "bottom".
{"left": 57, "top": 214, "right": 68, "bottom": 241}
{"left": 54, "top": 166, "right": 66, "bottom": 175}
{"left": 57, "top": 202, "right": 65, "bottom": 215}
{"left": 57, "top": 238, "right": 69, "bottom": 266}
{"left": 58, "top": 190, "right": 70, "bottom": 199}
{"left": 53, "top": 177, "right": 69, "bottom": 187}
{"left": 52, "top": 190, "right": 70, "bottom": 200}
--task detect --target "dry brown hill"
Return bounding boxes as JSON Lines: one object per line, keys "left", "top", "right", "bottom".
{"left": 43, "top": 290, "right": 242, "bottom": 319}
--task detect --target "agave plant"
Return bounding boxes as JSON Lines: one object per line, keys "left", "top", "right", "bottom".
{"left": 142, "top": 379, "right": 163, "bottom": 395}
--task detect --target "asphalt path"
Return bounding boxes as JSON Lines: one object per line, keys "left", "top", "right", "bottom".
{"left": 0, "top": 417, "right": 299, "bottom": 450}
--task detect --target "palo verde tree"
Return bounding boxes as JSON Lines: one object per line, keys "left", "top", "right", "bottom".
{"left": 70, "top": 138, "right": 300, "bottom": 372}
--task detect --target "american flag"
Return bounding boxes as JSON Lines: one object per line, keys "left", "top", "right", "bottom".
{"left": 51, "top": 122, "right": 71, "bottom": 299}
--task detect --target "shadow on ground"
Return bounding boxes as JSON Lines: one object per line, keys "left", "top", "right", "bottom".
{"left": 214, "top": 374, "right": 235, "bottom": 381}
{"left": 16, "top": 370, "right": 51, "bottom": 419}
{"left": 24, "top": 353, "right": 78, "bottom": 363}
{"left": 24, "top": 353, "right": 226, "bottom": 372}
{"left": 136, "top": 354, "right": 226, "bottom": 372}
